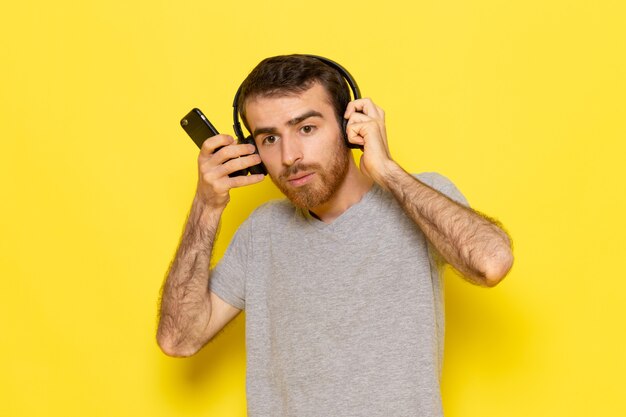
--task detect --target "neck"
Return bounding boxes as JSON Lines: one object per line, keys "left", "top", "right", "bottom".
{"left": 309, "top": 157, "right": 373, "bottom": 223}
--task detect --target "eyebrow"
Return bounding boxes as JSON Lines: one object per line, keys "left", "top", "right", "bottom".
{"left": 252, "top": 110, "right": 324, "bottom": 138}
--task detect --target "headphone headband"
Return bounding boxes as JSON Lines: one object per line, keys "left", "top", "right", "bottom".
{"left": 232, "top": 55, "right": 361, "bottom": 141}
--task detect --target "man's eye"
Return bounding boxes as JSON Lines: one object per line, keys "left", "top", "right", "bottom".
{"left": 301, "top": 125, "right": 315, "bottom": 134}
{"left": 263, "top": 135, "right": 278, "bottom": 145}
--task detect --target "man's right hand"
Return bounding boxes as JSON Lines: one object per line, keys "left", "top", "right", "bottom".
{"left": 196, "top": 134, "right": 265, "bottom": 209}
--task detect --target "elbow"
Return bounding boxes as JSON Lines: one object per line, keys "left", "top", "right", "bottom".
{"left": 156, "top": 332, "right": 201, "bottom": 358}
{"left": 481, "top": 248, "right": 514, "bottom": 288}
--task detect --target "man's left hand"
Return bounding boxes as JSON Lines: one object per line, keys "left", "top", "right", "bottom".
{"left": 344, "top": 98, "right": 394, "bottom": 185}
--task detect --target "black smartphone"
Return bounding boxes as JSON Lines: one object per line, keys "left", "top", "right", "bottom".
{"left": 180, "top": 108, "right": 246, "bottom": 177}
{"left": 180, "top": 108, "right": 220, "bottom": 149}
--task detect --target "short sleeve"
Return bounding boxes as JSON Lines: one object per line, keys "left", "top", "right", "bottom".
{"left": 208, "top": 219, "right": 251, "bottom": 310}
{"left": 414, "top": 172, "right": 470, "bottom": 208}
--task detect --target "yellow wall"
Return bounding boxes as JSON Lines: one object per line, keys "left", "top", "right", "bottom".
{"left": 2, "top": 0, "right": 625, "bottom": 415}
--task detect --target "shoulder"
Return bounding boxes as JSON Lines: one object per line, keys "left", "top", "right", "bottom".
{"left": 221, "top": 199, "right": 293, "bottom": 252}
{"left": 413, "top": 171, "right": 453, "bottom": 189}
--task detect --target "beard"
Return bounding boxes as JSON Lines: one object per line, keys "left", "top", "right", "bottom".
{"left": 270, "top": 138, "right": 350, "bottom": 209}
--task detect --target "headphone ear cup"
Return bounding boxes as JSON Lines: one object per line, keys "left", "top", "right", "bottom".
{"left": 243, "top": 135, "right": 267, "bottom": 175}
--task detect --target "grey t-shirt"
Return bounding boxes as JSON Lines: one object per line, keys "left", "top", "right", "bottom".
{"left": 209, "top": 172, "right": 469, "bottom": 417}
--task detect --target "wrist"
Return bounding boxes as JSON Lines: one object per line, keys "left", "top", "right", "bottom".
{"left": 375, "top": 159, "right": 403, "bottom": 190}
{"left": 191, "top": 194, "right": 225, "bottom": 226}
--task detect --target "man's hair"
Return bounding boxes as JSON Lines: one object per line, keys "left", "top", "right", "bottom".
{"left": 237, "top": 54, "right": 351, "bottom": 133}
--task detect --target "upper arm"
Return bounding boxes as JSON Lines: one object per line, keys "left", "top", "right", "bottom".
{"left": 205, "top": 290, "right": 242, "bottom": 341}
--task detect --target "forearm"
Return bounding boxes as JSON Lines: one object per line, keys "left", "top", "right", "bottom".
{"left": 380, "top": 162, "right": 513, "bottom": 287}
{"left": 157, "top": 195, "right": 223, "bottom": 356}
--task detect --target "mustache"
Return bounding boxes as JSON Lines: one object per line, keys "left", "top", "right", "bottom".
{"left": 279, "top": 163, "right": 321, "bottom": 180}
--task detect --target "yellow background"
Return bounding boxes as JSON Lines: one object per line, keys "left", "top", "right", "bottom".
{"left": 2, "top": 0, "right": 625, "bottom": 415}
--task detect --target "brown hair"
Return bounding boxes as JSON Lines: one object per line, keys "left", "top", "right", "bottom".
{"left": 237, "top": 54, "right": 351, "bottom": 132}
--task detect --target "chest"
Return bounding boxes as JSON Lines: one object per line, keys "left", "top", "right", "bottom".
{"left": 247, "top": 214, "right": 436, "bottom": 335}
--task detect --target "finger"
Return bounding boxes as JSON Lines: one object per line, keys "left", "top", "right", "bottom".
{"left": 344, "top": 98, "right": 382, "bottom": 119}
{"left": 219, "top": 153, "right": 263, "bottom": 176}
{"left": 200, "top": 134, "right": 235, "bottom": 156}
{"left": 211, "top": 143, "right": 257, "bottom": 165}
{"left": 347, "top": 115, "right": 388, "bottom": 143}
{"left": 346, "top": 111, "right": 374, "bottom": 125}
{"left": 227, "top": 173, "right": 266, "bottom": 189}
{"left": 198, "top": 144, "right": 257, "bottom": 175}
{"left": 346, "top": 119, "right": 389, "bottom": 146}
{"left": 346, "top": 122, "right": 367, "bottom": 146}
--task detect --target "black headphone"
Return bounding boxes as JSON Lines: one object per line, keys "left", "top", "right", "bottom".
{"left": 231, "top": 55, "right": 362, "bottom": 176}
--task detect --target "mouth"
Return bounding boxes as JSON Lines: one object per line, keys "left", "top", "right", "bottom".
{"left": 286, "top": 172, "right": 315, "bottom": 187}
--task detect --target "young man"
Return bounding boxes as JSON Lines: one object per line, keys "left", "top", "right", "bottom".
{"left": 157, "top": 55, "right": 513, "bottom": 416}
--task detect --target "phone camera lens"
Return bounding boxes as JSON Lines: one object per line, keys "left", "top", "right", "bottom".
{"left": 181, "top": 119, "right": 188, "bottom": 126}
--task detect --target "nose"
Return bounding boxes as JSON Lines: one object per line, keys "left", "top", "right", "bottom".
{"left": 280, "top": 134, "right": 303, "bottom": 167}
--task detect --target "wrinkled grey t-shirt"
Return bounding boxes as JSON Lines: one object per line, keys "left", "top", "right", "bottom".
{"left": 210, "top": 172, "right": 469, "bottom": 417}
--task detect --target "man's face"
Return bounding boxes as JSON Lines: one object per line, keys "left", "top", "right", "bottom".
{"left": 244, "top": 83, "right": 350, "bottom": 209}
